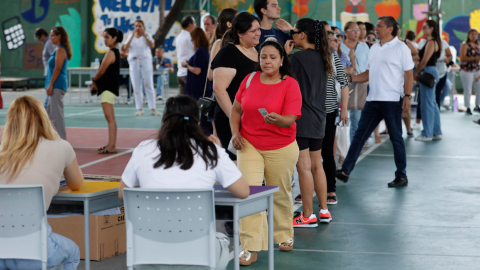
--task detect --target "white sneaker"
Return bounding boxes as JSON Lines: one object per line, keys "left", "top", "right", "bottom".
{"left": 135, "top": 110, "right": 144, "bottom": 116}
{"left": 415, "top": 135, "right": 432, "bottom": 141}
{"left": 411, "top": 123, "right": 422, "bottom": 130}
{"left": 433, "top": 134, "right": 443, "bottom": 140}
{"left": 151, "top": 110, "right": 162, "bottom": 116}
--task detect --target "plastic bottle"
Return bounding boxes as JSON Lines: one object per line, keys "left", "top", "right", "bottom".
{"left": 94, "top": 57, "right": 99, "bottom": 69}
{"left": 453, "top": 97, "right": 458, "bottom": 112}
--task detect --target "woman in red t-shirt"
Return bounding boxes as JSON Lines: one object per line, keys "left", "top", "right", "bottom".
{"left": 230, "top": 39, "right": 302, "bottom": 265}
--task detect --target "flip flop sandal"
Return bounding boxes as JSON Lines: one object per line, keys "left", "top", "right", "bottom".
{"left": 98, "top": 146, "right": 106, "bottom": 151}
{"left": 279, "top": 238, "right": 294, "bottom": 251}
{"left": 239, "top": 250, "right": 257, "bottom": 266}
{"left": 99, "top": 149, "right": 117, "bottom": 154}
{"left": 294, "top": 194, "right": 302, "bottom": 204}
{"left": 327, "top": 195, "right": 338, "bottom": 205}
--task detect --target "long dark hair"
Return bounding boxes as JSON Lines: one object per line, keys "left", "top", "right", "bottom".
{"left": 425, "top": 20, "right": 442, "bottom": 52}
{"left": 155, "top": 95, "right": 218, "bottom": 170}
{"left": 296, "top": 18, "right": 334, "bottom": 77}
{"left": 255, "top": 39, "right": 296, "bottom": 80}
{"left": 466, "top": 28, "right": 480, "bottom": 44}
{"left": 223, "top": 12, "right": 260, "bottom": 45}
{"left": 104, "top": 28, "right": 124, "bottom": 44}
{"left": 213, "top": 8, "right": 237, "bottom": 41}
{"left": 51, "top": 26, "right": 72, "bottom": 60}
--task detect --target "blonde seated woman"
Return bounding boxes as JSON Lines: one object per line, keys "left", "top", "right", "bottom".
{"left": 0, "top": 96, "right": 84, "bottom": 270}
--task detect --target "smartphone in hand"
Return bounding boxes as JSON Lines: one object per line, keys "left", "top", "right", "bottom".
{"left": 258, "top": 108, "right": 269, "bottom": 117}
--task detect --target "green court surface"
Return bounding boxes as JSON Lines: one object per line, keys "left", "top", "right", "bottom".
{"left": 224, "top": 110, "right": 480, "bottom": 270}
{"left": 1, "top": 92, "right": 480, "bottom": 270}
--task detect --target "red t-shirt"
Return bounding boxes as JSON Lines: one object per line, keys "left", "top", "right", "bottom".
{"left": 235, "top": 72, "right": 302, "bottom": 151}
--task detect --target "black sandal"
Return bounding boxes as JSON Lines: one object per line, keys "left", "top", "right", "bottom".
{"left": 99, "top": 149, "right": 117, "bottom": 154}
{"left": 98, "top": 146, "right": 106, "bottom": 151}
{"left": 294, "top": 194, "right": 302, "bottom": 204}
{"left": 327, "top": 195, "right": 337, "bottom": 205}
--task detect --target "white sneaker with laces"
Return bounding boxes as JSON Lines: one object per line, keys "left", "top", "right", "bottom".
{"left": 415, "top": 135, "right": 432, "bottom": 141}
{"left": 135, "top": 110, "right": 144, "bottom": 116}
{"left": 433, "top": 134, "right": 443, "bottom": 140}
{"left": 411, "top": 123, "right": 422, "bottom": 130}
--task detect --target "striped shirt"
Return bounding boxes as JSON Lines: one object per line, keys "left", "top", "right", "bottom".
{"left": 326, "top": 53, "right": 348, "bottom": 113}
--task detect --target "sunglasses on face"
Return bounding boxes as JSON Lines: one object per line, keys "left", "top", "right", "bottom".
{"left": 290, "top": 29, "right": 301, "bottom": 36}
{"left": 367, "top": 36, "right": 376, "bottom": 42}
{"left": 336, "top": 34, "right": 344, "bottom": 39}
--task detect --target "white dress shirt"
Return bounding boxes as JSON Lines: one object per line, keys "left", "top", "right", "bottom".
{"left": 365, "top": 37, "right": 415, "bottom": 102}
{"left": 175, "top": 29, "right": 195, "bottom": 77}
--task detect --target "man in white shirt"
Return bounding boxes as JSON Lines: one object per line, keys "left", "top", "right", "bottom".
{"left": 336, "top": 16, "right": 414, "bottom": 188}
{"left": 175, "top": 16, "right": 196, "bottom": 95}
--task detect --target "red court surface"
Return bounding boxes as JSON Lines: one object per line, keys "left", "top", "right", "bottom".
{"left": 69, "top": 127, "right": 157, "bottom": 176}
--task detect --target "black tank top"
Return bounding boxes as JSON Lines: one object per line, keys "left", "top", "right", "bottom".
{"left": 97, "top": 48, "right": 120, "bottom": 96}
{"left": 419, "top": 40, "right": 441, "bottom": 66}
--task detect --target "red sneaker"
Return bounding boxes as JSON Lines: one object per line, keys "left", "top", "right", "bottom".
{"left": 319, "top": 210, "right": 332, "bottom": 223}
{"left": 293, "top": 212, "right": 318, "bottom": 228}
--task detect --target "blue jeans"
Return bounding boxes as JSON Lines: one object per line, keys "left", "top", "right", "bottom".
{"left": 420, "top": 66, "right": 442, "bottom": 138}
{"left": 0, "top": 223, "right": 80, "bottom": 270}
{"left": 440, "top": 78, "right": 451, "bottom": 106}
{"left": 349, "top": 110, "right": 362, "bottom": 142}
{"left": 342, "top": 99, "right": 407, "bottom": 178}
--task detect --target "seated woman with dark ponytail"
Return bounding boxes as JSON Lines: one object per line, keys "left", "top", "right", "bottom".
{"left": 119, "top": 95, "right": 250, "bottom": 268}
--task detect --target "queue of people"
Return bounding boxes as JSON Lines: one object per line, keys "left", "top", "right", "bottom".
{"left": 7, "top": 2, "right": 480, "bottom": 268}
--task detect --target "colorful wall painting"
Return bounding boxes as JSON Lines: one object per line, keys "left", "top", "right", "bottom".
{"left": 92, "top": 0, "right": 161, "bottom": 53}
{"left": 374, "top": 0, "right": 401, "bottom": 20}
{"left": 340, "top": 0, "right": 369, "bottom": 30}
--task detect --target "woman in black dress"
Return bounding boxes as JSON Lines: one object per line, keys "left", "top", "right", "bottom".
{"left": 211, "top": 12, "right": 261, "bottom": 160}
{"left": 91, "top": 28, "right": 123, "bottom": 154}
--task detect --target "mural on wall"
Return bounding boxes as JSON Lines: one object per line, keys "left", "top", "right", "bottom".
{"left": 92, "top": 0, "right": 162, "bottom": 53}
{"left": 23, "top": 42, "right": 43, "bottom": 70}
{"left": 443, "top": 9, "right": 480, "bottom": 61}
{"left": 374, "top": 0, "right": 401, "bottom": 20}
{"left": 55, "top": 8, "right": 81, "bottom": 68}
{"left": 2, "top": 16, "right": 25, "bottom": 51}
{"left": 292, "top": 0, "right": 310, "bottom": 18}
{"left": 211, "top": 0, "right": 245, "bottom": 12}
{"left": 162, "top": 21, "right": 181, "bottom": 63}
{"left": 340, "top": 0, "right": 369, "bottom": 30}
{"left": 20, "top": 0, "right": 50, "bottom": 24}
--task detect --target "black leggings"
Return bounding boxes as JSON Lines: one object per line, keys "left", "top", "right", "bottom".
{"left": 435, "top": 75, "right": 447, "bottom": 108}
{"left": 322, "top": 110, "right": 338, "bottom": 193}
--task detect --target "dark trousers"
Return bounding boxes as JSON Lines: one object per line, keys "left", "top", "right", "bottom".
{"left": 435, "top": 75, "right": 447, "bottom": 108}
{"left": 342, "top": 99, "right": 407, "bottom": 178}
{"left": 177, "top": 76, "right": 186, "bottom": 95}
{"left": 322, "top": 110, "right": 338, "bottom": 193}
{"left": 119, "top": 75, "right": 132, "bottom": 99}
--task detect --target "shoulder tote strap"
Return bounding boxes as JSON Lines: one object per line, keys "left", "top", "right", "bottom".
{"left": 246, "top": 71, "right": 256, "bottom": 88}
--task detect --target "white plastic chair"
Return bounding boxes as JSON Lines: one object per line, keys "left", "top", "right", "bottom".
{"left": 123, "top": 188, "right": 217, "bottom": 270}
{"left": 0, "top": 185, "right": 49, "bottom": 269}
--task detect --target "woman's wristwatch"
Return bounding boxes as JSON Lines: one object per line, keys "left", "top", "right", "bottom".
{"left": 404, "top": 94, "right": 411, "bottom": 99}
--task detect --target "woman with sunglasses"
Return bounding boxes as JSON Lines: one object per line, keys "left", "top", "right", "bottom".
{"left": 365, "top": 32, "right": 376, "bottom": 48}
{"left": 341, "top": 21, "right": 370, "bottom": 143}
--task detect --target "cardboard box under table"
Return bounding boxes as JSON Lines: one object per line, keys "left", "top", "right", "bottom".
{"left": 50, "top": 181, "right": 124, "bottom": 269}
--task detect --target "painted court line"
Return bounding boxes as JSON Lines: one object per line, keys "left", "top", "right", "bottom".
{"left": 329, "top": 222, "right": 480, "bottom": 229}
{"left": 368, "top": 153, "right": 480, "bottom": 159}
{"left": 64, "top": 109, "right": 103, "bottom": 118}
{"left": 79, "top": 149, "right": 134, "bottom": 169}
{"left": 272, "top": 248, "right": 480, "bottom": 258}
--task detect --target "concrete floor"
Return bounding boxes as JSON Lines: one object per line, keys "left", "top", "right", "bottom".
{"left": 1, "top": 88, "right": 480, "bottom": 269}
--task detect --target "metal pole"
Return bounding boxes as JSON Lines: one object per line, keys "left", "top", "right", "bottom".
{"left": 332, "top": 0, "right": 336, "bottom": 26}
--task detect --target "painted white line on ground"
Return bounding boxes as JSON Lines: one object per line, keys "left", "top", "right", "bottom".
{"left": 272, "top": 248, "right": 480, "bottom": 258}
{"left": 79, "top": 149, "right": 134, "bottom": 169}
{"left": 368, "top": 153, "right": 480, "bottom": 159}
{"left": 329, "top": 222, "right": 480, "bottom": 229}
{"left": 66, "top": 126, "right": 159, "bottom": 130}
{"left": 356, "top": 137, "right": 388, "bottom": 163}
{"left": 64, "top": 109, "right": 103, "bottom": 118}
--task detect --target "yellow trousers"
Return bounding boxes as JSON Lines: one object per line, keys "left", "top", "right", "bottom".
{"left": 238, "top": 140, "right": 299, "bottom": 251}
